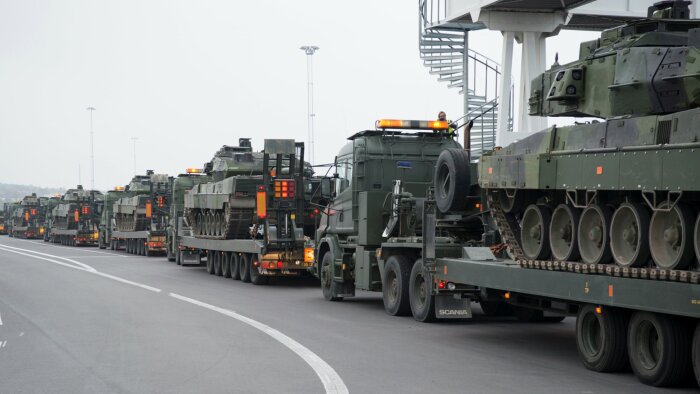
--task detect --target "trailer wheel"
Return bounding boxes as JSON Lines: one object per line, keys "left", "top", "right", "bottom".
{"left": 409, "top": 259, "right": 435, "bottom": 322}
{"left": 206, "top": 251, "right": 215, "bottom": 275}
{"left": 222, "top": 252, "right": 232, "bottom": 278}
{"left": 628, "top": 311, "right": 692, "bottom": 386}
{"left": 240, "top": 253, "right": 251, "bottom": 283}
{"left": 576, "top": 305, "right": 628, "bottom": 372}
{"left": 434, "top": 149, "right": 470, "bottom": 213}
{"left": 692, "top": 322, "right": 700, "bottom": 387}
{"left": 320, "top": 252, "right": 342, "bottom": 301}
{"left": 231, "top": 253, "right": 241, "bottom": 280}
{"left": 214, "top": 252, "right": 223, "bottom": 276}
{"left": 383, "top": 255, "right": 413, "bottom": 316}
{"left": 250, "top": 255, "right": 269, "bottom": 285}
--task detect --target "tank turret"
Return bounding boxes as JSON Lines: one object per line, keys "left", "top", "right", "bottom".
{"left": 529, "top": 0, "right": 700, "bottom": 119}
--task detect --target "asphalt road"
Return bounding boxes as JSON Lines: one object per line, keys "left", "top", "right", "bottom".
{"left": 0, "top": 236, "right": 695, "bottom": 394}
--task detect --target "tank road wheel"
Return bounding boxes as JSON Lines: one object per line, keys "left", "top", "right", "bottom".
{"left": 213, "top": 252, "right": 223, "bottom": 276}
{"left": 578, "top": 204, "right": 613, "bottom": 264}
{"left": 239, "top": 253, "right": 251, "bottom": 283}
{"left": 222, "top": 252, "right": 232, "bottom": 278}
{"left": 650, "top": 203, "right": 695, "bottom": 270}
{"left": 692, "top": 323, "right": 700, "bottom": 387}
{"left": 383, "top": 255, "right": 414, "bottom": 316}
{"left": 409, "top": 259, "right": 435, "bottom": 322}
{"left": 217, "top": 213, "right": 225, "bottom": 237}
{"left": 549, "top": 204, "right": 580, "bottom": 261}
{"left": 521, "top": 204, "right": 552, "bottom": 261}
{"left": 250, "top": 254, "right": 269, "bottom": 285}
{"left": 320, "top": 252, "right": 342, "bottom": 301}
{"left": 206, "top": 251, "right": 215, "bottom": 275}
{"left": 610, "top": 203, "right": 650, "bottom": 267}
{"left": 231, "top": 253, "right": 241, "bottom": 280}
{"left": 628, "top": 311, "right": 692, "bottom": 387}
{"left": 434, "top": 148, "right": 470, "bottom": 213}
{"left": 576, "top": 305, "right": 629, "bottom": 372}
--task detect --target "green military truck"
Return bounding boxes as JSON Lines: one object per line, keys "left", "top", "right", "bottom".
{"left": 48, "top": 185, "right": 104, "bottom": 246}
{"left": 109, "top": 171, "right": 173, "bottom": 256}
{"left": 11, "top": 193, "right": 47, "bottom": 239}
{"left": 166, "top": 167, "right": 210, "bottom": 264}
{"left": 178, "top": 139, "right": 314, "bottom": 283}
{"left": 98, "top": 186, "right": 127, "bottom": 249}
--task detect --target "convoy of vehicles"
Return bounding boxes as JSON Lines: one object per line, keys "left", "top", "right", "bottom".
{"left": 4, "top": 1, "right": 700, "bottom": 389}
{"left": 0, "top": 203, "right": 6, "bottom": 235}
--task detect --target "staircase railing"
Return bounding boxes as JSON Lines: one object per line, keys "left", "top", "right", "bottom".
{"left": 418, "top": 0, "right": 513, "bottom": 158}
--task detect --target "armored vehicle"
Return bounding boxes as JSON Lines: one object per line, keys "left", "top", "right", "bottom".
{"left": 179, "top": 139, "right": 314, "bottom": 284}
{"left": 11, "top": 193, "right": 46, "bottom": 239}
{"left": 110, "top": 171, "right": 173, "bottom": 256}
{"left": 421, "top": 1, "right": 700, "bottom": 388}
{"left": 41, "top": 195, "right": 62, "bottom": 241}
{"left": 49, "top": 185, "right": 104, "bottom": 246}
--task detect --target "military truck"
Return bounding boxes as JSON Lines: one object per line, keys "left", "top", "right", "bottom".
{"left": 10, "top": 193, "right": 47, "bottom": 239}
{"left": 314, "top": 119, "right": 485, "bottom": 314}
{"left": 98, "top": 186, "right": 126, "bottom": 249}
{"left": 0, "top": 203, "right": 7, "bottom": 235}
{"left": 179, "top": 139, "right": 314, "bottom": 284}
{"left": 166, "top": 168, "right": 210, "bottom": 263}
{"left": 41, "top": 195, "right": 62, "bottom": 242}
{"left": 408, "top": 1, "right": 700, "bottom": 389}
{"left": 109, "top": 171, "right": 173, "bottom": 256}
{"left": 48, "top": 185, "right": 104, "bottom": 246}
{"left": 3, "top": 201, "right": 20, "bottom": 236}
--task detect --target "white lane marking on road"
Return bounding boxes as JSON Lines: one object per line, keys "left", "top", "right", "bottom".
{"left": 0, "top": 245, "right": 161, "bottom": 293}
{"left": 19, "top": 332, "right": 24, "bottom": 337}
{"left": 0, "top": 341, "right": 6, "bottom": 348}
{"left": 0, "top": 244, "right": 97, "bottom": 271}
{"left": 0, "top": 311, "right": 3, "bottom": 325}
{"left": 169, "top": 292, "right": 349, "bottom": 394}
{"left": 92, "top": 272, "right": 161, "bottom": 293}
{"left": 27, "top": 240, "right": 129, "bottom": 258}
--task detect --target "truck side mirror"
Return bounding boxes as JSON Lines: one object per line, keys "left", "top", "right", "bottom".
{"left": 321, "top": 178, "right": 333, "bottom": 199}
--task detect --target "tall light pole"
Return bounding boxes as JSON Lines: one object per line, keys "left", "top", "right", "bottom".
{"left": 86, "top": 107, "right": 96, "bottom": 189}
{"left": 300, "top": 45, "right": 319, "bottom": 165}
{"left": 130, "top": 137, "right": 139, "bottom": 175}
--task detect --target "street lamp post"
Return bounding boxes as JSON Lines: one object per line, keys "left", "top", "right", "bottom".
{"left": 300, "top": 45, "right": 319, "bottom": 165}
{"left": 86, "top": 107, "right": 96, "bottom": 189}
{"left": 130, "top": 137, "right": 139, "bottom": 175}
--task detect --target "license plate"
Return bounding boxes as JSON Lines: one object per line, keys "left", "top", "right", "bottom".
{"left": 435, "top": 295, "right": 472, "bottom": 319}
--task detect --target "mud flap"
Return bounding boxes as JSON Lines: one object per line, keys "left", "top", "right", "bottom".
{"left": 435, "top": 294, "right": 472, "bottom": 319}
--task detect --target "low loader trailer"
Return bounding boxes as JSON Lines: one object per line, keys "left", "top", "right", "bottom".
{"left": 50, "top": 228, "right": 99, "bottom": 246}
{"left": 110, "top": 230, "right": 167, "bottom": 256}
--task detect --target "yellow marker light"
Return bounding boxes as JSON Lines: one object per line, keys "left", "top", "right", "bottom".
{"left": 304, "top": 247, "right": 314, "bottom": 263}
{"left": 186, "top": 167, "right": 203, "bottom": 174}
{"left": 74, "top": 209, "right": 79, "bottom": 222}
{"left": 504, "top": 292, "right": 511, "bottom": 300}
{"left": 375, "top": 119, "right": 449, "bottom": 130}
{"left": 256, "top": 186, "right": 267, "bottom": 218}
{"left": 0, "top": 225, "right": 4, "bottom": 231}
{"left": 145, "top": 201, "right": 153, "bottom": 219}
{"left": 595, "top": 306, "right": 602, "bottom": 314}
{"left": 114, "top": 186, "right": 125, "bottom": 191}
{"left": 39, "top": 227, "right": 45, "bottom": 235}
{"left": 92, "top": 232, "right": 99, "bottom": 239}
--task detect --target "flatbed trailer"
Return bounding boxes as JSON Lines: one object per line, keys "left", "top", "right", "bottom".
{"left": 110, "top": 230, "right": 166, "bottom": 256}
{"left": 177, "top": 235, "right": 313, "bottom": 284}
{"left": 11, "top": 225, "right": 43, "bottom": 239}
{"left": 50, "top": 228, "right": 98, "bottom": 246}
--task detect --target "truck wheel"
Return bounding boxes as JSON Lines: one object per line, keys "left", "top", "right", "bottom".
{"left": 409, "top": 259, "right": 435, "bottom": 322}
{"left": 434, "top": 149, "right": 470, "bottom": 213}
{"left": 692, "top": 322, "right": 700, "bottom": 387}
{"left": 240, "top": 253, "right": 251, "bottom": 283}
{"left": 320, "top": 252, "right": 342, "bottom": 301}
{"left": 206, "top": 251, "right": 215, "bottom": 275}
{"left": 382, "top": 255, "right": 413, "bottom": 316}
{"left": 576, "top": 305, "right": 628, "bottom": 372}
{"left": 110, "top": 240, "right": 115, "bottom": 250}
{"left": 231, "top": 253, "right": 241, "bottom": 280}
{"left": 176, "top": 250, "right": 182, "bottom": 265}
{"left": 214, "top": 252, "right": 223, "bottom": 276}
{"left": 250, "top": 255, "right": 269, "bottom": 285}
{"left": 222, "top": 252, "right": 232, "bottom": 278}
{"left": 628, "top": 311, "right": 692, "bottom": 386}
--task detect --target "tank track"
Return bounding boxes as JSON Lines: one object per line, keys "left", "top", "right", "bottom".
{"left": 185, "top": 207, "right": 253, "bottom": 240}
{"left": 487, "top": 192, "right": 700, "bottom": 284}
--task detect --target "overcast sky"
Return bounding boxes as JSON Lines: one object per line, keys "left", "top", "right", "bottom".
{"left": 0, "top": 0, "right": 597, "bottom": 191}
